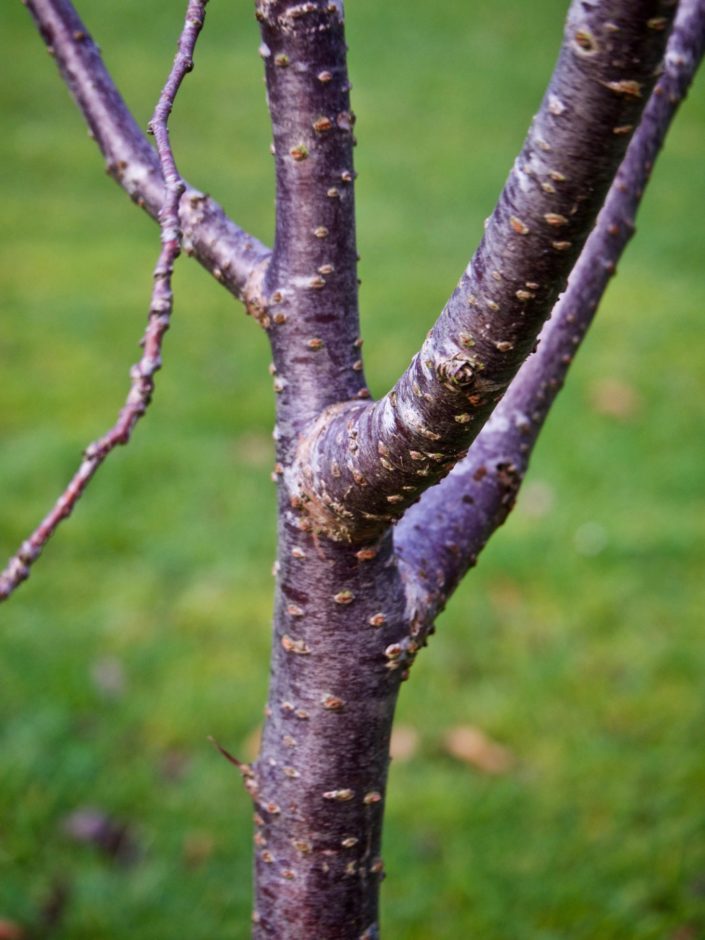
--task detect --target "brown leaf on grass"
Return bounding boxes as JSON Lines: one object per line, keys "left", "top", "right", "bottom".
{"left": 183, "top": 830, "right": 216, "bottom": 869}
{"left": 442, "top": 726, "right": 515, "bottom": 775}
{"left": 390, "top": 725, "right": 419, "bottom": 762}
{"left": 234, "top": 432, "right": 272, "bottom": 468}
{"left": 589, "top": 377, "right": 641, "bottom": 420}
{"left": 158, "top": 748, "right": 191, "bottom": 783}
{"left": 669, "top": 928, "right": 698, "bottom": 940}
{"left": 488, "top": 577, "right": 524, "bottom": 616}
{"left": 0, "top": 921, "right": 25, "bottom": 940}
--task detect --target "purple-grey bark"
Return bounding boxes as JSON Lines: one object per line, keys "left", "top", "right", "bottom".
{"left": 6, "top": 0, "right": 705, "bottom": 936}
{"left": 293, "top": 0, "right": 676, "bottom": 543}
{"left": 0, "top": 0, "right": 209, "bottom": 599}
{"left": 23, "top": 0, "right": 270, "bottom": 307}
{"left": 250, "top": 1, "right": 678, "bottom": 935}
{"left": 395, "top": 0, "right": 705, "bottom": 633}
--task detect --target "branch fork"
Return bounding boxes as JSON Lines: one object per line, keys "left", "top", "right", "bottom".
{"left": 5, "top": 0, "right": 705, "bottom": 935}
{"left": 5, "top": 0, "right": 704, "bottom": 623}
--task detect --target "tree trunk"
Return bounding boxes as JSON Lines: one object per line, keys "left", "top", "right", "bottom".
{"left": 252, "top": 530, "right": 408, "bottom": 938}
{"left": 248, "top": 2, "right": 674, "bottom": 931}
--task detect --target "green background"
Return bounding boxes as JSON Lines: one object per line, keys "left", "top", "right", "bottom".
{"left": 1, "top": 1, "right": 704, "bottom": 937}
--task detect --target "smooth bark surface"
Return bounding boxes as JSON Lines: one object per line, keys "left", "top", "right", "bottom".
{"left": 252, "top": 4, "right": 393, "bottom": 935}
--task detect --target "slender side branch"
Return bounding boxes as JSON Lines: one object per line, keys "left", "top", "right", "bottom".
{"left": 293, "top": 0, "right": 675, "bottom": 543}
{"left": 395, "top": 0, "right": 705, "bottom": 628}
{"left": 0, "top": 0, "right": 209, "bottom": 602}
{"left": 24, "top": 0, "right": 270, "bottom": 308}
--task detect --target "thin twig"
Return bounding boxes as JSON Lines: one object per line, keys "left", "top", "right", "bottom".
{"left": 0, "top": 0, "right": 209, "bottom": 602}
{"left": 24, "top": 0, "right": 269, "bottom": 306}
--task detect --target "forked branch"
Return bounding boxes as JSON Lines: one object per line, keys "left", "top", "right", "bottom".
{"left": 0, "top": 0, "right": 209, "bottom": 601}
{"left": 24, "top": 0, "right": 270, "bottom": 307}
{"left": 396, "top": 0, "right": 705, "bottom": 628}
{"left": 293, "top": 0, "right": 676, "bottom": 543}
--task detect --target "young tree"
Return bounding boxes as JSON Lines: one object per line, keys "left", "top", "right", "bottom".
{"left": 2, "top": 0, "right": 704, "bottom": 936}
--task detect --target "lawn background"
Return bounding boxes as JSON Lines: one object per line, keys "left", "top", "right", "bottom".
{"left": 1, "top": 1, "right": 705, "bottom": 937}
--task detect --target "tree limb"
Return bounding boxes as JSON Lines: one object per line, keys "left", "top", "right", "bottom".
{"left": 0, "top": 0, "right": 209, "bottom": 601}
{"left": 24, "top": 0, "right": 270, "bottom": 308}
{"left": 395, "top": 0, "right": 705, "bottom": 630}
{"left": 256, "top": 0, "right": 366, "bottom": 449}
{"left": 292, "top": 0, "right": 676, "bottom": 543}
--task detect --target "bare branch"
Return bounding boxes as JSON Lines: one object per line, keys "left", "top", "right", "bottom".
{"left": 256, "top": 0, "right": 366, "bottom": 445}
{"left": 24, "top": 0, "right": 270, "bottom": 307}
{"left": 0, "top": 0, "right": 209, "bottom": 602}
{"left": 292, "top": 0, "right": 675, "bottom": 543}
{"left": 395, "top": 0, "right": 705, "bottom": 629}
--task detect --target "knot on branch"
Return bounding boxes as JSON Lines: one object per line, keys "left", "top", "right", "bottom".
{"left": 255, "top": 0, "right": 343, "bottom": 30}
{"left": 436, "top": 353, "right": 483, "bottom": 391}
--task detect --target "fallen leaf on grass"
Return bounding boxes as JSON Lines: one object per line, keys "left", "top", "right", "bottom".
{"left": 183, "top": 830, "right": 216, "bottom": 868}
{"left": 390, "top": 725, "right": 419, "bottom": 762}
{"left": 158, "top": 748, "right": 191, "bottom": 782}
{"left": 442, "top": 726, "right": 515, "bottom": 775}
{"left": 488, "top": 577, "right": 524, "bottom": 616}
{"left": 234, "top": 432, "right": 272, "bottom": 468}
{"left": 670, "top": 927, "right": 698, "bottom": 940}
{"left": 0, "top": 921, "right": 25, "bottom": 940}
{"left": 589, "top": 377, "right": 641, "bottom": 421}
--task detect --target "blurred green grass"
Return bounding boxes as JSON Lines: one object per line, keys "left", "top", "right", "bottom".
{"left": 1, "top": 1, "right": 704, "bottom": 937}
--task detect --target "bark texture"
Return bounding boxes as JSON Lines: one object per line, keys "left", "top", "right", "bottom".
{"left": 292, "top": 0, "right": 676, "bottom": 543}
{"left": 10, "top": 0, "right": 705, "bottom": 937}
{"left": 248, "top": 1, "right": 678, "bottom": 935}
{"left": 252, "top": 532, "right": 408, "bottom": 939}
{"left": 395, "top": 0, "right": 705, "bottom": 630}
{"left": 251, "top": 3, "right": 395, "bottom": 935}
{"left": 257, "top": 0, "right": 366, "bottom": 433}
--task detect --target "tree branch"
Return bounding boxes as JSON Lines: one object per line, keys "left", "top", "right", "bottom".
{"left": 292, "top": 0, "right": 675, "bottom": 543}
{"left": 0, "top": 0, "right": 209, "bottom": 602}
{"left": 256, "top": 0, "right": 366, "bottom": 449}
{"left": 24, "top": 0, "right": 270, "bottom": 309}
{"left": 394, "top": 0, "right": 705, "bottom": 629}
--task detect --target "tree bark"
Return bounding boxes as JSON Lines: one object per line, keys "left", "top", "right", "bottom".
{"left": 8, "top": 0, "right": 705, "bottom": 936}
{"left": 24, "top": 0, "right": 270, "bottom": 306}
{"left": 251, "top": 4, "right": 400, "bottom": 935}
{"left": 249, "top": 1, "right": 677, "bottom": 936}
{"left": 395, "top": 0, "right": 705, "bottom": 629}
{"left": 293, "top": 0, "right": 675, "bottom": 543}
{"left": 252, "top": 531, "right": 408, "bottom": 939}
